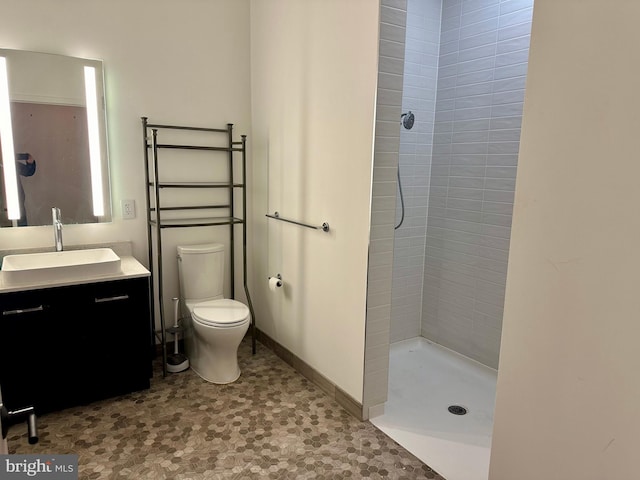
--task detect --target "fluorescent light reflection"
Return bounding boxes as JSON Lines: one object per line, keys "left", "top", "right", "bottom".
{"left": 84, "top": 65, "right": 104, "bottom": 217}
{"left": 0, "top": 57, "right": 20, "bottom": 220}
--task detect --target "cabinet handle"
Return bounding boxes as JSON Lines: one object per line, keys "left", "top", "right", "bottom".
{"left": 2, "top": 305, "right": 44, "bottom": 316}
{"left": 94, "top": 295, "right": 129, "bottom": 303}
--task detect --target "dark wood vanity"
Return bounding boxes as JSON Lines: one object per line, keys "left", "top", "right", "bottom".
{"left": 0, "top": 264, "right": 153, "bottom": 415}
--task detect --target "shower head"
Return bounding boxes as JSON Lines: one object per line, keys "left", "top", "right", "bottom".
{"left": 401, "top": 111, "right": 415, "bottom": 130}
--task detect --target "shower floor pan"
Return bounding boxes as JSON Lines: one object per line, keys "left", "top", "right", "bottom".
{"left": 370, "top": 337, "right": 497, "bottom": 480}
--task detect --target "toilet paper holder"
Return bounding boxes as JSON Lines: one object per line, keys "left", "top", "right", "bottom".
{"left": 268, "top": 274, "right": 283, "bottom": 288}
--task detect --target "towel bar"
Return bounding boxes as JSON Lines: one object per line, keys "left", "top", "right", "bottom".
{"left": 266, "top": 212, "right": 329, "bottom": 232}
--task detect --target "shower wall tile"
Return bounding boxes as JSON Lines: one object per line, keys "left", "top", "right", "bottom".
{"left": 461, "top": 4, "right": 500, "bottom": 26}
{"left": 383, "top": 0, "right": 408, "bottom": 9}
{"left": 372, "top": 166, "right": 397, "bottom": 184}
{"left": 496, "top": 48, "right": 530, "bottom": 66}
{"left": 378, "top": 72, "right": 405, "bottom": 92}
{"left": 499, "top": 6, "right": 533, "bottom": 28}
{"left": 500, "top": 0, "right": 532, "bottom": 15}
{"left": 462, "top": 0, "right": 498, "bottom": 14}
{"left": 492, "top": 90, "right": 525, "bottom": 105}
{"left": 377, "top": 88, "right": 404, "bottom": 107}
{"left": 380, "top": 2, "right": 407, "bottom": 27}
{"left": 380, "top": 39, "right": 407, "bottom": 60}
{"left": 377, "top": 119, "right": 404, "bottom": 138}
{"left": 497, "top": 34, "right": 532, "bottom": 54}
{"left": 381, "top": 22, "right": 409, "bottom": 44}
{"left": 364, "top": 0, "right": 407, "bottom": 417}
{"left": 421, "top": 0, "right": 533, "bottom": 370}
{"left": 494, "top": 63, "right": 528, "bottom": 80}
{"left": 498, "top": 20, "right": 533, "bottom": 41}
{"left": 377, "top": 105, "right": 404, "bottom": 123}
{"left": 390, "top": 0, "right": 442, "bottom": 344}
{"left": 379, "top": 56, "right": 406, "bottom": 76}
{"left": 459, "top": 31, "right": 498, "bottom": 51}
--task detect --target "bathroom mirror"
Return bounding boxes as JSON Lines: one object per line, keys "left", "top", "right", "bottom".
{"left": 0, "top": 48, "right": 111, "bottom": 227}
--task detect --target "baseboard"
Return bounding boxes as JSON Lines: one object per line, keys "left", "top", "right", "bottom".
{"left": 367, "top": 403, "right": 385, "bottom": 420}
{"left": 255, "top": 328, "right": 364, "bottom": 421}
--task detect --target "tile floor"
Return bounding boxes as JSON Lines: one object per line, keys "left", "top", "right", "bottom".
{"left": 371, "top": 338, "right": 497, "bottom": 480}
{"left": 8, "top": 338, "right": 444, "bottom": 479}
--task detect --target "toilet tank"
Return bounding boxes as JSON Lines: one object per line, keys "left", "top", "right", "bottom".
{"left": 177, "top": 243, "right": 225, "bottom": 302}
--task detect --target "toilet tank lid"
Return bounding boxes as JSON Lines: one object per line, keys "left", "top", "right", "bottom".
{"left": 177, "top": 243, "right": 224, "bottom": 254}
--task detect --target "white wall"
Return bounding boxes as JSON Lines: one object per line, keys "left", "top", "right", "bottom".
{"left": 249, "top": 0, "right": 379, "bottom": 401}
{"left": 0, "top": 0, "right": 251, "bottom": 326}
{"left": 490, "top": 1, "right": 640, "bottom": 478}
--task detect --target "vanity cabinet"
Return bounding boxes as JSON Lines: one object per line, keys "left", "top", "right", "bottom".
{"left": 0, "top": 277, "right": 152, "bottom": 414}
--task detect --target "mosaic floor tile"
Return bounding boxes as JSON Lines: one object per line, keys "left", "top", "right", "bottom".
{"left": 8, "top": 339, "right": 444, "bottom": 479}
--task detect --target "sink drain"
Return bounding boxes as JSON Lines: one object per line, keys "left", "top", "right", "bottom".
{"left": 448, "top": 405, "right": 467, "bottom": 415}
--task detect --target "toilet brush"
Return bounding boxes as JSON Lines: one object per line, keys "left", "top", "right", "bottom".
{"left": 166, "top": 297, "right": 189, "bottom": 373}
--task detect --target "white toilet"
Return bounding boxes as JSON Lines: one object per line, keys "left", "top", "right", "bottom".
{"left": 177, "top": 243, "right": 250, "bottom": 384}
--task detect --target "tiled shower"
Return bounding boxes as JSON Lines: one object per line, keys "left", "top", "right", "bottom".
{"left": 370, "top": 1, "right": 535, "bottom": 476}
{"left": 392, "top": 0, "right": 533, "bottom": 369}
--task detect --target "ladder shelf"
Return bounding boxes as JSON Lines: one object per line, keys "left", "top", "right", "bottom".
{"left": 141, "top": 117, "right": 256, "bottom": 377}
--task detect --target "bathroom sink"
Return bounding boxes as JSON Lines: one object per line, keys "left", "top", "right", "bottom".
{"left": 1, "top": 248, "right": 121, "bottom": 285}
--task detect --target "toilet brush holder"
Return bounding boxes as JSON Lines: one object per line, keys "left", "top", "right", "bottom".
{"left": 166, "top": 298, "right": 189, "bottom": 373}
{"left": 167, "top": 354, "right": 189, "bottom": 373}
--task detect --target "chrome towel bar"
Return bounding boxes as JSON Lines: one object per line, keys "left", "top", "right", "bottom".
{"left": 266, "top": 212, "right": 329, "bottom": 232}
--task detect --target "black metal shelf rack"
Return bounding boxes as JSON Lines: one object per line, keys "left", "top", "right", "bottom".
{"left": 141, "top": 117, "right": 256, "bottom": 377}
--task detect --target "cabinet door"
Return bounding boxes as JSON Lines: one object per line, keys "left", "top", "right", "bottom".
{"left": 0, "top": 290, "right": 76, "bottom": 414}
{"left": 78, "top": 278, "right": 152, "bottom": 400}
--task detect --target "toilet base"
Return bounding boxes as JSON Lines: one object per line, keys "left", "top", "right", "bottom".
{"left": 186, "top": 317, "right": 250, "bottom": 384}
{"left": 191, "top": 365, "right": 241, "bottom": 384}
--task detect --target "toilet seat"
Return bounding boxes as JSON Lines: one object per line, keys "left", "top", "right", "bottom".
{"left": 191, "top": 299, "right": 250, "bottom": 328}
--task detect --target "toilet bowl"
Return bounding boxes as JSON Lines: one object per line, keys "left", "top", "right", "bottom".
{"left": 185, "top": 299, "right": 250, "bottom": 383}
{"left": 177, "top": 244, "right": 251, "bottom": 384}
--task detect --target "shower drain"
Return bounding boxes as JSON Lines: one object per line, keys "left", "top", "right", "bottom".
{"left": 448, "top": 405, "right": 468, "bottom": 415}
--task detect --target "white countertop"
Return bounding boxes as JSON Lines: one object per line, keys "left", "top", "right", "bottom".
{"left": 0, "top": 254, "right": 150, "bottom": 294}
{"left": 0, "top": 257, "right": 151, "bottom": 293}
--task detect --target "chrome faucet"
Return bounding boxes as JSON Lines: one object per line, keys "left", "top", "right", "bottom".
{"left": 52, "top": 207, "right": 63, "bottom": 252}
